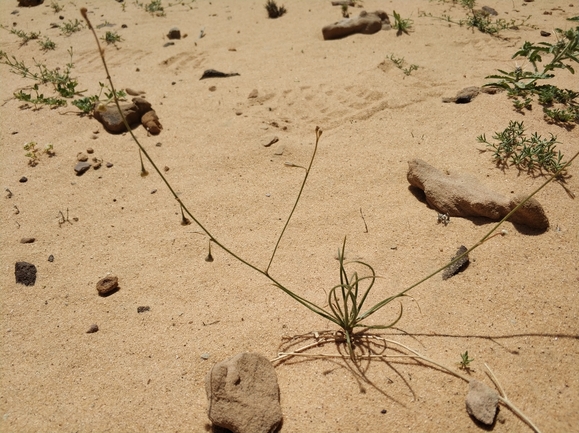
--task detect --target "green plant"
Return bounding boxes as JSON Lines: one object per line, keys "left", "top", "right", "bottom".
{"left": 265, "top": 0, "right": 286, "bottom": 19}
{"left": 486, "top": 27, "right": 579, "bottom": 123}
{"left": 50, "top": 1, "right": 64, "bottom": 13}
{"left": 59, "top": 19, "right": 83, "bottom": 36}
{"left": 477, "top": 121, "right": 567, "bottom": 177}
{"left": 38, "top": 37, "right": 56, "bottom": 51}
{"left": 459, "top": 350, "right": 474, "bottom": 370}
{"left": 101, "top": 31, "right": 122, "bottom": 45}
{"left": 389, "top": 54, "right": 419, "bottom": 76}
{"left": 0, "top": 48, "right": 83, "bottom": 108}
{"left": 137, "top": 0, "right": 166, "bottom": 16}
{"left": 392, "top": 10, "right": 413, "bottom": 36}
{"left": 23, "top": 142, "right": 55, "bottom": 166}
{"left": 9, "top": 28, "right": 41, "bottom": 45}
{"left": 72, "top": 82, "right": 126, "bottom": 114}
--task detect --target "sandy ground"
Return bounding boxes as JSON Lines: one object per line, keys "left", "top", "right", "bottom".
{"left": 1, "top": 0, "right": 578, "bottom": 432}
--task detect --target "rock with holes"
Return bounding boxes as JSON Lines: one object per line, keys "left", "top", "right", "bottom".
{"left": 322, "top": 10, "right": 390, "bottom": 40}
{"left": 15, "top": 261, "right": 37, "bottom": 286}
{"left": 407, "top": 159, "right": 549, "bottom": 231}
{"left": 205, "top": 352, "right": 282, "bottom": 433}
{"left": 466, "top": 380, "right": 499, "bottom": 425}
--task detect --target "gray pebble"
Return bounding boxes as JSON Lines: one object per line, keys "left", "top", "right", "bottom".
{"left": 74, "top": 161, "right": 92, "bottom": 176}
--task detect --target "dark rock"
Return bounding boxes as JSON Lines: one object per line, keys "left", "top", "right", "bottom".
{"left": 96, "top": 275, "right": 119, "bottom": 296}
{"left": 442, "top": 245, "right": 469, "bottom": 280}
{"left": 48, "top": 254, "right": 54, "bottom": 262}
{"left": 106, "top": 162, "right": 113, "bottom": 168}
{"left": 200, "top": 69, "right": 241, "bottom": 80}
{"left": 167, "top": 27, "right": 181, "bottom": 39}
{"left": 19, "top": 176, "right": 27, "bottom": 183}
{"left": 20, "top": 237, "right": 35, "bottom": 244}
{"left": 322, "top": 10, "right": 390, "bottom": 40}
{"left": 86, "top": 324, "right": 99, "bottom": 333}
{"left": 481, "top": 6, "right": 498, "bottom": 15}
{"left": 540, "top": 30, "right": 551, "bottom": 37}
{"left": 407, "top": 159, "right": 549, "bottom": 231}
{"left": 18, "top": 0, "right": 44, "bottom": 6}
{"left": 206, "top": 352, "right": 282, "bottom": 433}
{"left": 74, "top": 161, "right": 91, "bottom": 176}
{"left": 466, "top": 380, "right": 499, "bottom": 425}
{"left": 93, "top": 97, "right": 151, "bottom": 134}
{"left": 163, "top": 42, "right": 175, "bottom": 47}
{"left": 86, "top": 148, "right": 94, "bottom": 154}
{"left": 15, "top": 262, "right": 37, "bottom": 286}
{"left": 137, "top": 306, "right": 150, "bottom": 313}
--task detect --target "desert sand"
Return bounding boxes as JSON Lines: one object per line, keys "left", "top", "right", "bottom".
{"left": 1, "top": 0, "right": 578, "bottom": 432}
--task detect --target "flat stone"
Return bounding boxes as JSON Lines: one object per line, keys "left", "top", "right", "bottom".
{"left": 15, "top": 262, "right": 37, "bottom": 286}
{"left": 19, "top": 176, "right": 27, "bottom": 183}
{"left": 20, "top": 237, "right": 35, "bottom": 244}
{"left": 322, "top": 10, "right": 390, "bottom": 40}
{"left": 77, "top": 152, "right": 88, "bottom": 161}
{"left": 74, "top": 161, "right": 91, "bottom": 176}
{"left": 442, "top": 245, "right": 469, "bottom": 280}
{"left": 96, "top": 275, "right": 119, "bottom": 296}
{"left": 93, "top": 98, "right": 152, "bottom": 134}
{"left": 466, "top": 380, "right": 499, "bottom": 425}
{"left": 86, "top": 324, "right": 99, "bottom": 333}
{"left": 407, "top": 159, "right": 549, "bottom": 231}
{"left": 206, "top": 352, "right": 282, "bottom": 433}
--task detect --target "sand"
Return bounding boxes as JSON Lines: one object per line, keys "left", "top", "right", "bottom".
{"left": 1, "top": 0, "right": 578, "bottom": 432}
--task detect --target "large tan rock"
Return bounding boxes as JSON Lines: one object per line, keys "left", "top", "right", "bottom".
{"left": 205, "top": 352, "right": 282, "bottom": 433}
{"left": 407, "top": 159, "right": 549, "bottom": 231}
{"left": 322, "top": 10, "right": 390, "bottom": 40}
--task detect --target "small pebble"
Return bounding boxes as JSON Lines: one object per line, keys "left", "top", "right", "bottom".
{"left": 167, "top": 27, "right": 181, "bottom": 40}
{"left": 20, "top": 237, "right": 35, "bottom": 244}
{"left": 93, "top": 161, "right": 102, "bottom": 170}
{"left": 74, "top": 162, "right": 91, "bottom": 176}
{"left": 86, "top": 148, "right": 94, "bottom": 154}
{"left": 137, "top": 306, "right": 150, "bottom": 313}
{"left": 151, "top": 189, "right": 157, "bottom": 194}
{"left": 201, "top": 353, "right": 210, "bottom": 360}
{"left": 540, "top": 30, "right": 551, "bottom": 37}
{"left": 86, "top": 324, "right": 99, "bottom": 333}
{"left": 163, "top": 166, "right": 170, "bottom": 172}
{"left": 48, "top": 255, "right": 54, "bottom": 262}
{"left": 19, "top": 176, "right": 27, "bottom": 183}
{"left": 163, "top": 42, "right": 175, "bottom": 47}
{"left": 106, "top": 162, "right": 113, "bottom": 168}
{"left": 248, "top": 89, "right": 258, "bottom": 99}
{"left": 96, "top": 275, "right": 119, "bottom": 296}
{"left": 263, "top": 136, "right": 279, "bottom": 147}
{"left": 121, "top": 24, "right": 127, "bottom": 28}
{"left": 209, "top": 86, "right": 216, "bottom": 92}
{"left": 77, "top": 152, "right": 88, "bottom": 162}
{"left": 156, "top": 142, "right": 162, "bottom": 147}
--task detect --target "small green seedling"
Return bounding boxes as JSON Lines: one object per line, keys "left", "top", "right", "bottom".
{"left": 459, "top": 351, "right": 474, "bottom": 370}
{"left": 392, "top": 10, "right": 413, "bottom": 36}
{"left": 477, "top": 121, "right": 568, "bottom": 177}
{"left": 38, "top": 37, "right": 56, "bottom": 51}
{"left": 59, "top": 19, "right": 84, "bottom": 36}
{"left": 9, "top": 28, "right": 41, "bottom": 46}
{"left": 50, "top": 1, "right": 64, "bottom": 13}
{"left": 101, "top": 31, "right": 123, "bottom": 45}
{"left": 24, "top": 142, "right": 55, "bottom": 166}
{"left": 389, "top": 54, "right": 419, "bottom": 76}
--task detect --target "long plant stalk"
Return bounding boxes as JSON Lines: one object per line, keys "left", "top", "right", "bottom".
{"left": 81, "top": 7, "right": 577, "bottom": 354}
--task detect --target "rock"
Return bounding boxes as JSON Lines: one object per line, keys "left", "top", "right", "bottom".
{"left": 92, "top": 161, "right": 102, "bottom": 170}
{"left": 19, "top": 176, "right": 27, "bottom": 183}
{"left": 93, "top": 97, "right": 152, "bottom": 134}
{"left": 48, "top": 254, "right": 54, "bottom": 262}
{"left": 74, "top": 161, "right": 91, "bottom": 176}
{"left": 206, "top": 352, "right": 282, "bottom": 433}
{"left": 407, "top": 159, "right": 549, "bottom": 231}
{"left": 18, "top": 0, "right": 44, "bottom": 6}
{"left": 322, "top": 10, "right": 390, "bottom": 40}
{"left": 442, "top": 245, "right": 469, "bottom": 280}
{"left": 106, "top": 162, "right": 114, "bottom": 168}
{"left": 86, "top": 148, "right": 94, "bottom": 154}
{"left": 481, "top": 6, "right": 498, "bottom": 15}
{"left": 125, "top": 88, "right": 145, "bottom": 96}
{"left": 137, "top": 306, "right": 150, "bottom": 313}
{"left": 141, "top": 110, "right": 163, "bottom": 135}
{"left": 20, "top": 237, "right": 35, "bottom": 244}
{"left": 77, "top": 152, "right": 88, "bottom": 162}
{"left": 248, "top": 89, "right": 258, "bottom": 99}
{"left": 96, "top": 275, "right": 119, "bottom": 296}
{"left": 264, "top": 136, "right": 279, "bottom": 147}
{"left": 167, "top": 27, "right": 181, "bottom": 39}
{"left": 86, "top": 324, "right": 99, "bottom": 333}
{"left": 200, "top": 69, "right": 241, "bottom": 79}
{"left": 466, "top": 380, "right": 499, "bottom": 425}
{"left": 540, "top": 30, "right": 551, "bottom": 37}
{"left": 15, "top": 262, "right": 37, "bottom": 286}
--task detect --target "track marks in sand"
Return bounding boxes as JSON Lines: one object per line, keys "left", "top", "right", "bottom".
{"left": 160, "top": 51, "right": 206, "bottom": 73}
